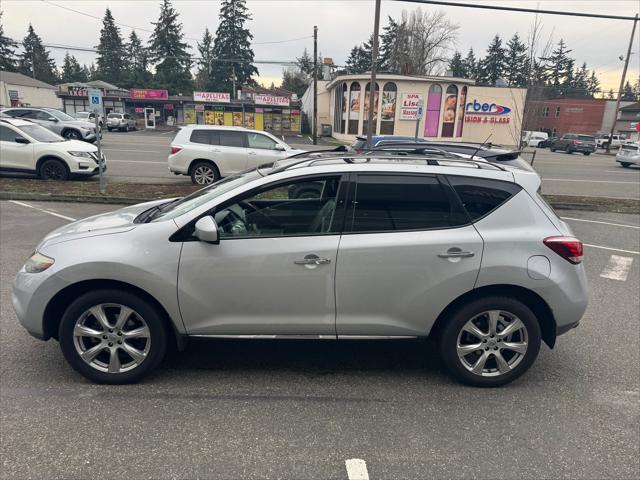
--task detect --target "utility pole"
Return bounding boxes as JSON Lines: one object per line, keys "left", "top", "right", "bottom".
{"left": 607, "top": 13, "right": 638, "bottom": 153}
{"left": 313, "top": 25, "right": 318, "bottom": 145}
{"left": 366, "top": 0, "right": 382, "bottom": 148}
{"left": 232, "top": 64, "right": 236, "bottom": 100}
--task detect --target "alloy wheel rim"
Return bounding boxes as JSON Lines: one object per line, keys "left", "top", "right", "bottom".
{"left": 456, "top": 310, "right": 528, "bottom": 377}
{"left": 73, "top": 303, "right": 151, "bottom": 374}
{"left": 43, "top": 163, "right": 64, "bottom": 179}
{"left": 194, "top": 166, "right": 215, "bottom": 184}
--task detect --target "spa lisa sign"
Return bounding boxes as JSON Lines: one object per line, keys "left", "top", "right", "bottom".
{"left": 399, "top": 93, "right": 424, "bottom": 120}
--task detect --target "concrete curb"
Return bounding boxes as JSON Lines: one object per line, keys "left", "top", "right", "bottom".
{"left": 2, "top": 191, "right": 638, "bottom": 213}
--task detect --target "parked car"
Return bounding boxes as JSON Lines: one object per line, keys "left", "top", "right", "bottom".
{"left": 616, "top": 142, "right": 640, "bottom": 167}
{"left": 522, "top": 130, "right": 549, "bottom": 147}
{"left": 0, "top": 118, "right": 106, "bottom": 180}
{"left": 596, "top": 134, "right": 626, "bottom": 149}
{"left": 106, "top": 112, "right": 137, "bottom": 132}
{"left": 550, "top": 134, "right": 597, "bottom": 155}
{"left": 536, "top": 136, "right": 557, "bottom": 149}
{"left": 169, "top": 125, "right": 305, "bottom": 185}
{"left": 74, "top": 111, "right": 103, "bottom": 127}
{"left": 12, "top": 151, "right": 587, "bottom": 386}
{"left": 349, "top": 135, "right": 428, "bottom": 152}
{"left": 0, "top": 107, "right": 99, "bottom": 142}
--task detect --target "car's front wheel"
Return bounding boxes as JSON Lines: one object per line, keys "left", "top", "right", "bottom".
{"left": 59, "top": 290, "right": 167, "bottom": 384}
{"left": 190, "top": 161, "right": 220, "bottom": 185}
{"left": 439, "top": 297, "right": 541, "bottom": 387}
{"left": 39, "top": 158, "right": 69, "bottom": 180}
{"left": 63, "top": 129, "right": 81, "bottom": 140}
{"left": 620, "top": 162, "right": 631, "bottom": 168}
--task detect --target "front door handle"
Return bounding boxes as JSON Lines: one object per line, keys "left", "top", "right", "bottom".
{"left": 438, "top": 249, "right": 475, "bottom": 258}
{"left": 294, "top": 254, "right": 331, "bottom": 265}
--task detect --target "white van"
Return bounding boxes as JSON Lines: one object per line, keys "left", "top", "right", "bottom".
{"left": 522, "top": 131, "right": 549, "bottom": 147}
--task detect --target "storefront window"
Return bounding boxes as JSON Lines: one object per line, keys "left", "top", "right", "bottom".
{"left": 362, "top": 82, "right": 380, "bottom": 135}
{"left": 290, "top": 110, "right": 301, "bottom": 133}
{"left": 244, "top": 111, "right": 255, "bottom": 129}
{"left": 380, "top": 82, "right": 397, "bottom": 135}
{"left": 424, "top": 84, "right": 442, "bottom": 137}
{"left": 334, "top": 83, "right": 347, "bottom": 134}
{"left": 232, "top": 111, "right": 243, "bottom": 127}
{"left": 441, "top": 85, "right": 458, "bottom": 137}
{"left": 348, "top": 82, "right": 361, "bottom": 135}
{"left": 456, "top": 86, "right": 467, "bottom": 137}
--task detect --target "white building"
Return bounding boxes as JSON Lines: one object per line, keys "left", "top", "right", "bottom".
{"left": 0, "top": 71, "right": 61, "bottom": 108}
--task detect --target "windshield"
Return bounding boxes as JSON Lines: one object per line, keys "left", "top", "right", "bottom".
{"left": 46, "top": 109, "right": 76, "bottom": 121}
{"left": 18, "top": 124, "right": 64, "bottom": 142}
{"left": 75, "top": 112, "right": 89, "bottom": 119}
{"left": 578, "top": 135, "right": 595, "bottom": 142}
{"left": 151, "top": 169, "right": 264, "bottom": 222}
{"left": 108, "top": 113, "right": 122, "bottom": 118}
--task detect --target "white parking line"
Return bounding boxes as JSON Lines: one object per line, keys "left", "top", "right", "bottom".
{"left": 584, "top": 243, "right": 640, "bottom": 255}
{"left": 107, "top": 159, "right": 168, "bottom": 165}
{"left": 561, "top": 217, "right": 640, "bottom": 229}
{"left": 8, "top": 200, "right": 77, "bottom": 221}
{"left": 103, "top": 149, "right": 163, "bottom": 153}
{"left": 345, "top": 459, "right": 369, "bottom": 480}
{"left": 600, "top": 255, "right": 634, "bottom": 281}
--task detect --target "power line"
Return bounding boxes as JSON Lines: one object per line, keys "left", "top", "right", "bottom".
{"left": 396, "top": 0, "right": 639, "bottom": 21}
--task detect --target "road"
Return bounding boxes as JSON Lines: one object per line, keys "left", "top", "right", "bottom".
{"left": 1, "top": 200, "right": 638, "bottom": 479}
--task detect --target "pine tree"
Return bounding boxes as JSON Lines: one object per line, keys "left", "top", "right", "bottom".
{"left": 18, "top": 24, "right": 57, "bottom": 84}
{"left": 345, "top": 45, "right": 370, "bottom": 74}
{"left": 296, "top": 48, "right": 314, "bottom": 77}
{"left": 448, "top": 51, "right": 465, "bottom": 77}
{"left": 195, "top": 28, "right": 215, "bottom": 91}
{"left": 211, "top": 0, "right": 259, "bottom": 95}
{"left": 542, "top": 39, "right": 573, "bottom": 96}
{"left": 148, "top": 0, "right": 192, "bottom": 94}
{"left": 95, "top": 8, "right": 126, "bottom": 85}
{"left": 607, "top": 88, "right": 615, "bottom": 100}
{"left": 462, "top": 48, "right": 478, "bottom": 80}
{"left": 281, "top": 67, "right": 308, "bottom": 97}
{"left": 88, "top": 63, "right": 97, "bottom": 81}
{"left": 621, "top": 81, "right": 635, "bottom": 100}
{"left": 504, "top": 33, "right": 528, "bottom": 87}
{"left": 0, "top": 11, "right": 18, "bottom": 72}
{"left": 81, "top": 64, "right": 91, "bottom": 81}
{"left": 61, "top": 52, "right": 87, "bottom": 83}
{"left": 478, "top": 34, "right": 506, "bottom": 86}
{"left": 570, "top": 62, "right": 589, "bottom": 97}
{"left": 586, "top": 70, "right": 600, "bottom": 97}
{"left": 123, "top": 30, "right": 151, "bottom": 88}
{"left": 379, "top": 16, "right": 398, "bottom": 71}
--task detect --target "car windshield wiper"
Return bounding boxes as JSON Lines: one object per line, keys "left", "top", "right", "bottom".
{"left": 137, "top": 198, "right": 182, "bottom": 223}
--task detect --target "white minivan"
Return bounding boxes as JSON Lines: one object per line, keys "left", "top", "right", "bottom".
{"left": 522, "top": 131, "right": 549, "bottom": 147}
{"left": 168, "top": 126, "right": 305, "bottom": 184}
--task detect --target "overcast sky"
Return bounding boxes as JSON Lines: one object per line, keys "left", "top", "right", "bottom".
{"left": 2, "top": 0, "right": 639, "bottom": 91}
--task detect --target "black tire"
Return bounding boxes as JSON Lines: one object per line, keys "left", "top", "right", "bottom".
{"left": 107, "top": 127, "right": 113, "bottom": 132}
{"left": 620, "top": 162, "right": 631, "bottom": 168}
{"left": 565, "top": 145, "right": 573, "bottom": 154}
{"left": 550, "top": 146, "right": 556, "bottom": 152}
{"left": 583, "top": 152, "right": 591, "bottom": 156}
{"left": 63, "top": 129, "right": 81, "bottom": 140}
{"left": 39, "top": 158, "right": 69, "bottom": 181}
{"left": 125, "top": 124, "right": 130, "bottom": 132}
{"left": 58, "top": 289, "right": 167, "bottom": 384}
{"left": 190, "top": 161, "right": 220, "bottom": 185}
{"left": 438, "top": 296, "right": 541, "bottom": 387}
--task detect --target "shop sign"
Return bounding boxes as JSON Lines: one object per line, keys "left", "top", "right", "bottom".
{"left": 399, "top": 93, "right": 423, "bottom": 120}
{"left": 163, "top": 103, "right": 174, "bottom": 110}
{"left": 195, "top": 104, "right": 205, "bottom": 111}
{"left": 8, "top": 90, "right": 19, "bottom": 99}
{"left": 255, "top": 94, "right": 290, "bottom": 107}
{"left": 135, "top": 107, "right": 145, "bottom": 113}
{"left": 464, "top": 99, "right": 511, "bottom": 124}
{"left": 130, "top": 88, "right": 169, "bottom": 100}
{"left": 68, "top": 86, "right": 88, "bottom": 97}
{"left": 193, "top": 91, "right": 230, "bottom": 103}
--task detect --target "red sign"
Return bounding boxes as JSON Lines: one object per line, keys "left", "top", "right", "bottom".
{"left": 134, "top": 107, "right": 144, "bottom": 113}
{"left": 254, "top": 94, "right": 290, "bottom": 107}
{"left": 130, "top": 88, "right": 169, "bottom": 100}
{"left": 193, "top": 91, "right": 230, "bottom": 103}
{"left": 465, "top": 115, "right": 510, "bottom": 124}
{"left": 195, "top": 104, "right": 205, "bottom": 111}
{"left": 163, "top": 104, "right": 174, "bottom": 110}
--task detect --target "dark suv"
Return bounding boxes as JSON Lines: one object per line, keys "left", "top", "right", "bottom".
{"left": 550, "top": 134, "right": 596, "bottom": 155}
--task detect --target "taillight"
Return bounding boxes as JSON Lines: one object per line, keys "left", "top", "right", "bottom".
{"left": 544, "top": 236, "right": 583, "bottom": 264}
{"left": 170, "top": 146, "right": 182, "bottom": 154}
{"left": 571, "top": 140, "right": 578, "bottom": 145}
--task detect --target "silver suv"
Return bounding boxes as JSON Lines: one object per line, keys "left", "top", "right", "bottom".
{"left": 1, "top": 107, "right": 98, "bottom": 142}
{"left": 106, "top": 112, "right": 136, "bottom": 132}
{"left": 12, "top": 154, "right": 588, "bottom": 386}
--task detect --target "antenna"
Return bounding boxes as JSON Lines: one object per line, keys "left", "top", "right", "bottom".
{"left": 471, "top": 134, "right": 493, "bottom": 159}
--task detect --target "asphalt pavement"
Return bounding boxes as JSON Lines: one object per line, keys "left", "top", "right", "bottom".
{"left": 1, "top": 200, "right": 638, "bottom": 479}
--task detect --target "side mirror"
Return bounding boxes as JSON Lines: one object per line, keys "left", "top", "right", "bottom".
{"left": 15, "top": 137, "right": 30, "bottom": 144}
{"left": 274, "top": 143, "right": 286, "bottom": 151}
{"left": 194, "top": 216, "right": 219, "bottom": 244}
{"left": 47, "top": 117, "right": 58, "bottom": 122}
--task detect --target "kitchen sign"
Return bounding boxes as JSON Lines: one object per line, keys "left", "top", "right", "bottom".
{"left": 254, "top": 95, "right": 290, "bottom": 107}
{"left": 399, "top": 93, "right": 424, "bottom": 120}
{"left": 193, "top": 91, "right": 231, "bottom": 103}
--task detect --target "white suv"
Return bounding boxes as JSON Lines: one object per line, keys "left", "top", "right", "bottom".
{"left": 0, "top": 118, "right": 106, "bottom": 180}
{"left": 169, "top": 126, "right": 305, "bottom": 184}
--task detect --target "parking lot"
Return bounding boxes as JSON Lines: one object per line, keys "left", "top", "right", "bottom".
{"left": 1, "top": 199, "right": 638, "bottom": 479}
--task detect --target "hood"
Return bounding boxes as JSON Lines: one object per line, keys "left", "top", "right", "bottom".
{"left": 287, "top": 148, "right": 307, "bottom": 156}
{"left": 37, "top": 198, "right": 177, "bottom": 249}
{"left": 66, "top": 120, "right": 96, "bottom": 130}
{"left": 60, "top": 139, "right": 98, "bottom": 152}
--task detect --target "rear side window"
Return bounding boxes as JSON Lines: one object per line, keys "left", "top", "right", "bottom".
{"left": 578, "top": 135, "right": 595, "bottom": 142}
{"left": 190, "top": 129, "right": 212, "bottom": 145}
{"left": 219, "top": 130, "right": 246, "bottom": 148}
{"left": 350, "top": 174, "right": 467, "bottom": 232}
{"left": 448, "top": 176, "right": 521, "bottom": 221}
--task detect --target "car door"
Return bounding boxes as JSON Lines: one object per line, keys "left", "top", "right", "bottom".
{"left": 177, "top": 174, "right": 347, "bottom": 336}
{"left": 217, "top": 130, "right": 249, "bottom": 175}
{"left": 0, "top": 125, "right": 34, "bottom": 171}
{"left": 335, "top": 173, "right": 483, "bottom": 337}
{"left": 246, "top": 132, "right": 287, "bottom": 167}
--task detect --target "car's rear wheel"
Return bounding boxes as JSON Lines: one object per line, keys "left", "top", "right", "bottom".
{"left": 565, "top": 145, "right": 573, "bottom": 154}
{"left": 439, "top": 297, "right": 541, "bottom": 387}
{"left": 64, "top": 129, "right": 81, "bottom": 140}
{"left": 59, "top": 290, "right": 167, "bottom": 384}
{"left": 620, "top": 162, "right": 631, "bottom": 168}
{"left": 583, "top": 152, "right": 591, "bottom": 156}
{"left": 550, "top": 146, "right": 556, "bottom": 152}
{"left": 190, "top": 161, "right": 219, "bottom": 185}
{"left": 39, "top": 158, "right": 69, "bottom": 181}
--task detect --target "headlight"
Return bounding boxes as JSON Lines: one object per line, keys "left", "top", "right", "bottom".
{"left": 68, "top": 151, "right": 93, "bottom": 158}
{"left": 24, "top": 252, "right": 55, "bottom": 273}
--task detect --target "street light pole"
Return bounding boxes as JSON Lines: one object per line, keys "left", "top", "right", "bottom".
{"left": 366, "top": 0, "right": 382, "bottom": 149}
{"left": 606, "top": 13, "right": 638, "bottom": 154}
{"left": 313, "top": 25, "right": 318, "bottom": 145}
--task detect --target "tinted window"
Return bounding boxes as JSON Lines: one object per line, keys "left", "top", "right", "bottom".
{"left": 0, "top": 125, "right": 23, "bottom": 142}
{"left": 219, "top": 130, "right": 246, "bottom": 148}
{"left": 351, "top": 174, "right": 465, "bottom": 232}
{"left": 4, "top": 109, "right": 30, "bottom": 118}
{"left": 448, "top": 176, "right": 521, "bottom": 221}
{"left": 108, "top": 113, "right": 121, "bottom": 118}
{"left": 578, "top": 135, "right": 595, "bottom": 142}
{"left": 190, "top": 129, "right": 212, "bottom": 145}
{"left": 215, "top": 176, "right": 342, "bottom": 238}
{"left": 247, "top": 133, "right": 277, "bottom": 150}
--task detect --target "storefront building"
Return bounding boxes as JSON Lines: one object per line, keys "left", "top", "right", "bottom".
{"left": 57, "top": 80, "right": 128, "bottom": 115}
{"left": 325, "top": 74, "right": 526, "bottom": 147}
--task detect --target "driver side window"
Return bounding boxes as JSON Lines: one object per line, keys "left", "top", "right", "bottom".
{"left": 214, "top": 176, "right": 343, "bottom": 239}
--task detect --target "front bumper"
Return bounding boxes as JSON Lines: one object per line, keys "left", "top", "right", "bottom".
{"left": 12, "top": 266, "right": 62, "bottom": 340}
{"left": 573, "top": 145, "right": 596, "bottom": 153}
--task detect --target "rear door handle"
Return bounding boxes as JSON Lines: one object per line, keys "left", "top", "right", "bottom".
{"left": 248, "top": 151, "right": 257, "bottom": 155}
{"left": 438, "top": 249, "right": 475, "bottom": 258}
{"left": 294, "top": 254, "right": 331, "bottom": 265}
